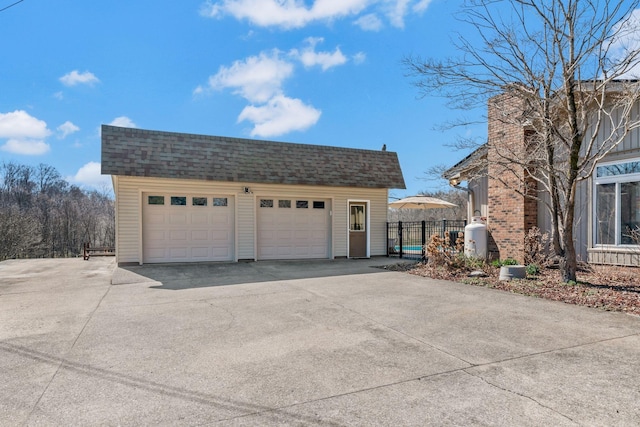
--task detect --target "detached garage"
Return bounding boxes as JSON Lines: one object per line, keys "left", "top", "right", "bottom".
{"left": 101, "top": 125, "right": 405, "bottom": 265}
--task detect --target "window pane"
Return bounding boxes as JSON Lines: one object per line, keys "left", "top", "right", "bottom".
{"left": 171, "top": 196, "right": 186, "bottom": 206}
{"left": 192, "top": 197, "right": 207, "bottom": 206}
{"left": 296, "top": 200, "right": 308, "bottom": 209}
{"left": 621, "top": 181, "right": 640, "bottom": 245}
{"left": 313, "top": 201, "right": 325, "bottom": 209}
{"left": 597, "top": 161, "right": 640, "bottom": 177}
{"left": 278, "top": 199, "right": 291, "bottom": 208}
{"left": 595, "top": 183, "right": 616, "bottom": 244}
{"left": 213, "top": 197, "right": 228, "bottom": 207}
{"left": 350, "top": 205, "right": 365, "bottom": 231}
{"left": 148, "top": 195, "right": 164, "bottom": 205}
{"left": 260, "top": 199, "right": 273, "bottom": 208}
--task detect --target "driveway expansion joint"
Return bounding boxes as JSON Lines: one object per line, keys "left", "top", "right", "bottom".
{"left": 462, "top": 369, "right": 579, "bottom": 425}
{"left": 23, "top": 283, "right": 113, "bottom": 424}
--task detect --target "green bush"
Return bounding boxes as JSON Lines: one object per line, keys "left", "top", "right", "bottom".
{"left": 526, "top": 264, "right": 540, "bottom": 276}
{"left": 491, "top": 258, "right": 520, "bottom": 267}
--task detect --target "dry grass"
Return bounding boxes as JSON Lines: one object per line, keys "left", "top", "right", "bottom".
{"left": 385, "top": 261, "right": 640, "bottom": 316}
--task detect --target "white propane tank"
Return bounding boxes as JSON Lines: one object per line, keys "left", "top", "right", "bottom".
{"left": 464, "top": 216, "right": 487, "bottom": 259}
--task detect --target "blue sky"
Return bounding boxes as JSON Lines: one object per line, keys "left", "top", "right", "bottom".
{"left": 1, "top": 0, "right": 483, "bottom": 196}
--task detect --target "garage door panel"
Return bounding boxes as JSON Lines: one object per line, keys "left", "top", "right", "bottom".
{"left": 294, "top": 230, "right": 310, "bottom": 240}
{"left": 143, "top": 194, "right": 235, "bottom": 263}
{"left": 146, "top": 230, "right": 166, "bottom": 240}
{"left": 169, "top": 214, "right": 188, "bottom": 225}
{"left": 191, "top": 212, "right": 209, "bottom": 225}
{"left": 190, "top": 247, "right": 210, "bottom": 258}
{"left": 191, "top": 230, "right": 210, "bottom": 241}
{"left": 310, "top": 230, "right": 326, "bottom": 239}
{"left": 212, "top": 247, "right": 232, "bottom": 258}
{"left": 145, "top": 248, "right": 167, "bottom": 260}
{"left": 211, "top": 221, "right": 232, "bottom": 231}
{"left": 170, "top": 230, "right": 188, "bottom": 241}
{"left": 146, "top": 213, "right": 166, "bottom": 225}
{"left": 276, "top": 231, "right": 292, "bottom": 240}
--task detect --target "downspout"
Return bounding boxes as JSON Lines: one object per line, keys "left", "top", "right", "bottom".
{"left": 448, "top": 174, "right": 475, "bottom": 221}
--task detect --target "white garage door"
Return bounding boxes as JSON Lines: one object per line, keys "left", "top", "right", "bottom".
{"left": 257, "top": 198, "right": 330, "bottom": 260}
{"left": 142, "top": 193, "right": 234, "bottom": 263}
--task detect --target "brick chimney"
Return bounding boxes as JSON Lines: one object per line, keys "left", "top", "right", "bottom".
{"left": 486, "top": 90, "right": 538, "bottom": 263}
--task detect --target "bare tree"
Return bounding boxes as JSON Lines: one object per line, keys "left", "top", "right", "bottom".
{"left": 0, "top": 162, "right": 115, "bottom": 260}
{"left": 405, "top": 0, "right": 640, "bottom": 281}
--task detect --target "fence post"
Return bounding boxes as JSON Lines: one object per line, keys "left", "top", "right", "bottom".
{"left": 421, "top": 220, "right": 426, "bottom": 261}
{"left": 386, "top": 222, "right": 389, "bottom": 257}
{"left": 442, "top": 219, "right": 447, "bottom": 241}
{"left": 398, "top": 221, "right": 403, "bottom": 259}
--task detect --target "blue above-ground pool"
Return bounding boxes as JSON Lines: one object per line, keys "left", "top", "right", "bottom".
{"left": 393, "top": 245, "right": 424, "bottom": 259}
{"left": 395, "top": 245, "right": 422, "bottom": 252}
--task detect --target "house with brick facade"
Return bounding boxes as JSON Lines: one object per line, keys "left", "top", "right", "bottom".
{"left": 101, "top": 125, "right": 405, "bottom": 265}
{"left": 444, "top": 90, "right": 640, "bottom": 267}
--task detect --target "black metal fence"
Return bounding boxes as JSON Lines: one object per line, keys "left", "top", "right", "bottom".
{"left": 387, "top": 220, "right": 467, "bottom": 260}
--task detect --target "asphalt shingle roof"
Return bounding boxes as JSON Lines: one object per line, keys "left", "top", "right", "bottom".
{"left": 101, "top": 125, "right": 406, "bottom": 189}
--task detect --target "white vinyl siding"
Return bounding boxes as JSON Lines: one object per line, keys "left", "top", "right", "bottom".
{"left": 236, "top": 194, "right": 254, "bottom": 260}
{"left": 113, "top": 176, "right": 389, "bottom": 264}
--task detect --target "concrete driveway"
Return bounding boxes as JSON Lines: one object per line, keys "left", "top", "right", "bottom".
{"left": 1, "top": 257, "right": 639, "bottom": 426}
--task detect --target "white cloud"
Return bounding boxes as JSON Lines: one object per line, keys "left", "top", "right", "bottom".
{"left": 57, "top": 121, "right": 80, "bottom": 139}
{"left": 68, "top": 161, "right": 113, "bottom": 191}
{"left": 60, "top": 70, "right": 100, "bottom": 87}
{"left": 386, "top": 0, "right": 411, "bottom": 28}
{"left": 608, "top": 8, "right": 640, "bottom": 78}
{"left": 238, "top": 95, "right": 321, "bottom": 137}
{"left": 1, "top": 139, "right": 50, "bottom": 155}
{"left": 354, "top": 13, "right": 383, "bottom": 31}
{"left": 53, "top": 91, "right": 64, "bottom": 100}
{"left": 413, "top": 0, "right": 432, "bottom": 13}
{"left": 108, "top": 116, "right": 137, "bottom": 128}
{"left": 207, "top": 51, "right": 294, "bottom": 103}
{"left": 200, "top": 0, "right": 369, "bottom": 29}
{"left": 291, "top": 37, "right": 348, "bottom": 71}
{"left": 201, "top": 49, "right": 325, "bottom": 136}
{"left": 201, "top": 0, "right": 431, "bottom": 30}
{"left": 353, "top": 52, "right": 367, "bottom": 64}
{"left": 0, "top": 110, "right": 51, "bottom": 155}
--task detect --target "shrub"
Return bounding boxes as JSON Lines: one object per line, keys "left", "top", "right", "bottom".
{"left": 524, "top": 226, "right": 551, "bottom": 267}
{"left": 426, "top": 232, "right": 492, "bottom": 273}
{"left": 526, "top": 264, "right": 540, "bottom": 276}
{"left": 491, "top": 258, "right": 519, "bottom": 267}
{"left": 426, "top": 233, "right": 465, "bottom": 270}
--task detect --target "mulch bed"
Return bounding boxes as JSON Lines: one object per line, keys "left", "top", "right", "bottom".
{"left": 384, "top": 262, "right": 640, "bottom": 316}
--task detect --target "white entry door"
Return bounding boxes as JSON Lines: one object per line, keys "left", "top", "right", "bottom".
{"left": 257, "top": 198, "right": 330, "bottom": 260}
{"left": 142, "top": 193, "right": 234, "bottom": 263}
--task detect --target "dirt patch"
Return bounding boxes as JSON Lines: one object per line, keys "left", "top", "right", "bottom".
{"left": 385, "top": 262, "right": 640, "bottom": 316}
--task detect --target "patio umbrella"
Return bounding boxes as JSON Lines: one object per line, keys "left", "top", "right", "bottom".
{"left": 388, "top": 196, "right": 457, "bottom": 210}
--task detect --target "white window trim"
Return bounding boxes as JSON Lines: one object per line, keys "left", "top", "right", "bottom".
{"left": 592, "top": 156, "right": 640, "bottom": 247}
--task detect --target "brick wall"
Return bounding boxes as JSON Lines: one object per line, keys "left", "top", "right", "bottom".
{"left": 487, "top": 91, "right": 537, "bottom": 263}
